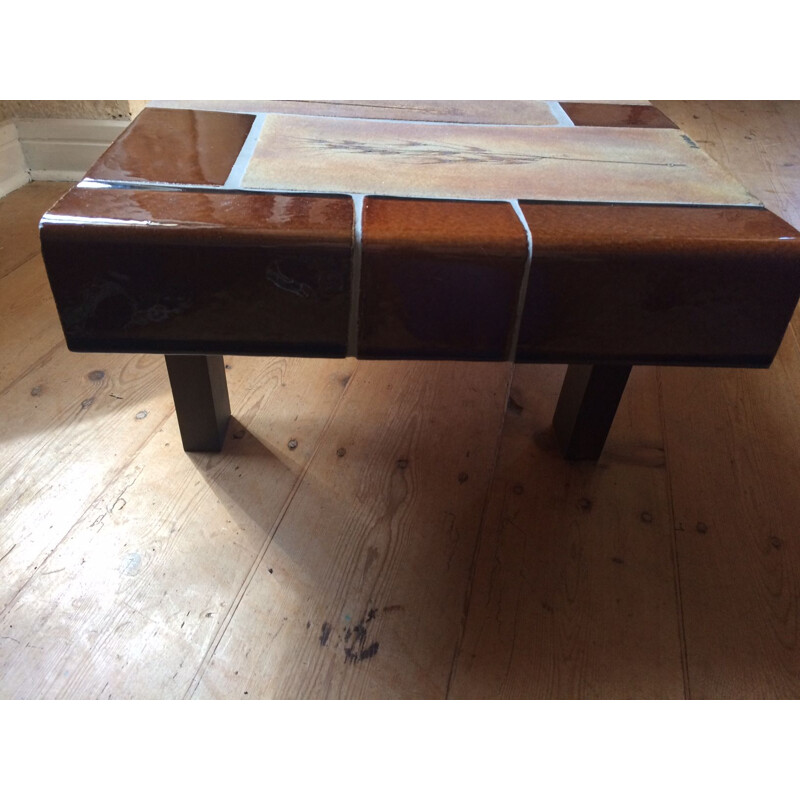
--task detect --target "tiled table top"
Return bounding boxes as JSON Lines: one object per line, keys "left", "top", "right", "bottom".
{"left": 40, "top": 101, "right": 800, "bottom": 368}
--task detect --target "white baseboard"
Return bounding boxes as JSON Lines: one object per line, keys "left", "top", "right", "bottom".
{"left": 15, "top": 117, "right": 129, "bottom": 182}
{"left": 0, "top": 121, "right": 31, "bottom": 198}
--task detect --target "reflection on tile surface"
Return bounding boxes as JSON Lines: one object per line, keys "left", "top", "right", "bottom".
{"left": 86, "top": 107, "right": 255, "bottom": 186}
{"left": 150, "top": 100, "right": 559, "bottom": 125}
{"left": 242, "top": 114, "right": 759, "bottom": 205}
{"left": 359, "top": 198, "right": 528, "bottom": 360}
{"left": 41, "top": 188, "right": 354, "bottom": 356}
{"left": 516, "top": 203, "right": 800, "bottom": 366}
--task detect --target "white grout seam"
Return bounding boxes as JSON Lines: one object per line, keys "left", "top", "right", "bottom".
{"left": 346, "top": 194, "right": 365, "bottom": 357}
{"left": 547, "top": 101, "right": 575, "bottom": 127}
{"left": 71, "top": 177, "right": 764, "bottom": 209}
{"left": 223, "top": 112, "right": 268, "bottom": 190}
{"left": 508, "top": 200, "right": 534, "bottom": 361}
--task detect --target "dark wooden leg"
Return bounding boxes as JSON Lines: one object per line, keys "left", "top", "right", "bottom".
{"left": 552, "top": 364, "right": 632, "bottom": 460}
{"left": 164, "top": 355, "right": 231, "bottom": 452}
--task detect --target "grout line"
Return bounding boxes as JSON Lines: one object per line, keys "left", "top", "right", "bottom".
{"left": 223, "top": 113, "right": 268, "bottom": 190}
{"left": 445, "top": 362, "right": 516, "bottom": 698}
{"left": 346, "top": 195, "right": 365, "bottom": 357}
{"left": 183, "top": 360, "right": 360, "bottom": 699}
{"left": 507, "top": 200, "right": 533, "bottom": 361}
{"left": 656, "top": 366, "right": 692, "bottom": 699}
{"left": 72, "top": 177, "right": 764, "bottom": 209}
{"left": 547, "top": 101, "right": 575, "bottom": 127}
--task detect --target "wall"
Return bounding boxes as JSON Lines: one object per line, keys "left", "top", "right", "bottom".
{"left": 0, "top": 100, "right": 134, "bottom": 121}
{"left": 0, "top": 101, "right": 145, "bottom": 196}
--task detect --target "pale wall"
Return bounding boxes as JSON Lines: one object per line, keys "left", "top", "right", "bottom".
{"left": 0, "top": 100, "right": 138, "bottom": 121}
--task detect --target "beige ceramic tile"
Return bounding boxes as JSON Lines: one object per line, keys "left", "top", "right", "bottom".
{"left": 241, "top": 114, "right": 760, "bottom": 206}
{"left": 149, "top": 100, "right": 559, "bottom": 125}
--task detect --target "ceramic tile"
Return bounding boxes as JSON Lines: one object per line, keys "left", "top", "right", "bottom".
{"left": 40, "top": 188, "right": 354, "bottom": 356}
{"left": 358, "top": 198, "right": 529, "bottom": 360}
{"left": 149, "top": 100, "right": 559, "bottom": 125}
{"left": 558, "top": 100, "right": 652, "bottom": 105}
{"left": 515, "top": 203, "right": 800, "bottom": 366}
{"left": 560, "top": 102, "right": 678, "bottom": 128}
{"left": 85, "top": 107, "right": 255, "bottom": 186}
{"left": 241, "top": 113, "right": 759, "bottom": 205}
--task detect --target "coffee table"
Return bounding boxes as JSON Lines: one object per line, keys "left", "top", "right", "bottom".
{"left": 39, "top": 101, "right": 800, "bottom": 459}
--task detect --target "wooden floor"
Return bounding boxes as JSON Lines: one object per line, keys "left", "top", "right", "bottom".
{"left": 1, "top": 101, "right": 799, "bottom": 699}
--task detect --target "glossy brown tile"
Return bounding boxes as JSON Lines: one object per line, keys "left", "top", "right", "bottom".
{"left": 40, "top": 187, "right": 354, "bottom": 356}
{"left": 358, "top": 198, "right": 528, "bottom": 359}
{"left": 516, "top": 203, "right": 800, "bottom": 366}
{"left": 560, "top": 102, "right": 678, "bottom": 129}
{"left": 85, "top": 107, "right": 255, "bottom": 186}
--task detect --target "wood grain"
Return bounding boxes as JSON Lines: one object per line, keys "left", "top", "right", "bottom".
{"left": 0, "top": 356, "right": 354, "bottom": 698}
{"left": 0, "top": 350, "right": 169, "bottom": 616}
{"left": 0, "top": 182, "right": 69, "bottom": 280}
{"left": 191, "top": 360, "right": 512, "bottom": 699}
{"left": 447, "top": 364, "right": 685, "bottom": 698}
{"left": 658, "top": 339, "right": 800, "bottom": 697}
{"left": 0, "top": 255, "right": 65, "bottom": 391}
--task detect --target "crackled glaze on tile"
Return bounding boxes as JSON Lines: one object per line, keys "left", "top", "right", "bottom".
{"left": 41, "top": 188, "right": 354, "bottom": 356}
{"left": 86, "top": 107, "right": 255, "bottom": 186}
{"left": 241, "top": 113, "right": 759, "bottom": 205}
{"left": 516, "top": 203, "right": 800, "bottom": 366}
{"left": 358, "top": 198, "right": 529, "bottom": 360}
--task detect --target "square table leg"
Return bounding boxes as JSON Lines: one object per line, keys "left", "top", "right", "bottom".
{"left": 552, "top": 364, "right": 632, "bottom": 460}
{"left": 164, "top": 355, "right": 231, "bottom": 452}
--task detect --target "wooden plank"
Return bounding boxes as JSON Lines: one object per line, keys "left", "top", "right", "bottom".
{"left": 191, "top": 360, "right": 512, "bottom": 699}
{"left": 0, "top": 254, "right": 66, "bottom": 392}
{"left": 0, "top": 350, "right": 171, "bottom": 615}
{"left": 659, "top": 335, "right": 800, "bottom": 697}
{"left": 0, "top": 182, "right": 71, "bottom": 279}
{"left": 447, "top": 364, "right": 685, "bottom": 699}
{"left": 0, "top": 355, "right": 354, "bottom": 698}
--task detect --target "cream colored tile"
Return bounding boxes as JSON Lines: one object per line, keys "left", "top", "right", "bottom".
{"left": 242, "top": 114, "right": 760, "bottom": 206}
{"left": 149, "top": 100, "right": 559, "bottom": 125}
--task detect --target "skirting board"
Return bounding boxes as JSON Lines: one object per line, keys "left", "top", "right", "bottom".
{"left": 0, "top": 121, "right": 30, "bottom": 198}
{"left": 15, "top": 117, "right": 129, "bottom": 182}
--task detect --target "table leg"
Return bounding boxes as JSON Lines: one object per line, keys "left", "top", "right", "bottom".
{"left": 552, "top": 364, "right": 632, "bottom": 460}
{"left": 164, "top": 355, "right": 231, "bottom": 452}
